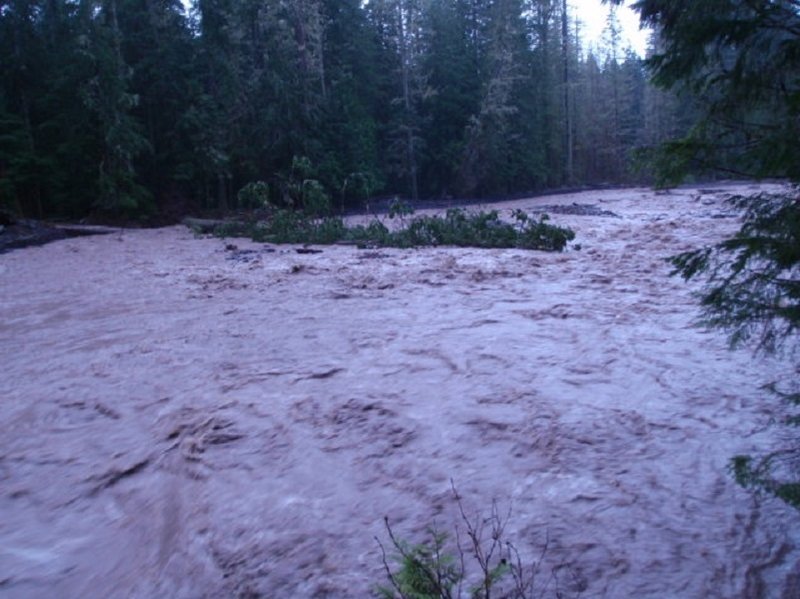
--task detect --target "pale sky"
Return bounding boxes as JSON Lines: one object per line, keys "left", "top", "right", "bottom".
{"left": 573, "top": 0, "right": 650, "bottom": 57}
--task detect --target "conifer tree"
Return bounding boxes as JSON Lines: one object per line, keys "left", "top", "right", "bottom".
{"left": 623, "top": 0, "right": 800, "bottom": 182}
{"left": 419, "top": 0, "right": 480, "bottom": 197}
{"left": 0, "top": 0, "right": 695, "bottom": 218}
{"left": 83, "top": 0, "right": 152, "bottom": 214}
{"left": 367, "top": 0, "right": 427, "bottom": 200}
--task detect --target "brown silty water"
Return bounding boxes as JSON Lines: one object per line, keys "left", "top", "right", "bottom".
{"left": 1, "top": 184, "right": 798, "bottom": 597}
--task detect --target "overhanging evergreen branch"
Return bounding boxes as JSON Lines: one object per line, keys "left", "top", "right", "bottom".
{"left": 670, "top": 189, "right": 800, "bottom": 354}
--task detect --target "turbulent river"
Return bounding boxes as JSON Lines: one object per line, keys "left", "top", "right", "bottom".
{"left": 1, "top": 184, "right": 798, "bottom": 597}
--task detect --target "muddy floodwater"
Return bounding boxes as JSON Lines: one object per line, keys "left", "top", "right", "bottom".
{"left": 2, "top": 185, "right": 799, "bottom": 597}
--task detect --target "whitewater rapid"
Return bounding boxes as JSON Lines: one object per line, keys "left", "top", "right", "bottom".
{"left": 1, "top": 184, "right": 798, "bottom": 597}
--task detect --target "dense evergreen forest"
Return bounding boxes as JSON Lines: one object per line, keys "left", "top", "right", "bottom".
{"left": 0, "top": 0, "right": 693, "bottom": 220}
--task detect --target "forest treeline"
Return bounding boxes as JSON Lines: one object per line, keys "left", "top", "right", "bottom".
{"left": 0, "top": 0, "right": 692, "bottom": 220}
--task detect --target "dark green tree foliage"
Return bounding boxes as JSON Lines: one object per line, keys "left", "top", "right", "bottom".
{"left": 0, "top": 0, "right": 47, "bottom": 217}
{"left": 318, "top": 0, "right": 384, "bottom": 206}
{"left": 117, "top": 0, "right": 199, "bottom": 211}
{"left": 626, "top": 0, "right": 800, "bottom": 183}
{"left": 528, "top": 0, "right": 559, "bottom": 187}
{"left": 637, "top": 33, "right": 700, "bottom": 178}
{"left": 189, "top": 0, "right": 383, "bottom": 210}
{"left": 418, "top": 0, "right": 480, "bottom": 197}
{"left": 576, "top": 7, "right": 647, "bottom": 183}
{"left": 367, "top": 0, "right": 428, "bottom": 200}
{"left": 84, "top": 0, "right": 153, "bottom": 214}
{"left": 571, "top": 42, "right": 652, "bottom": 184}
{"left": 0, "top": 0, "right": 95, "bottom": 217}
{"left": 457, "top": 0, "right": 538, "bottom": 196}
{"left": 0, "top": 0, "right": 688, "bottom": 219}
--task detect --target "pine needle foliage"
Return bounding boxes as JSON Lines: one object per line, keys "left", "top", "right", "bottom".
{"left": 670, "top": 189, "right": 800, "bottom": 354}
{"left": 622, "top": 0, "right": 800, "bottom": 182}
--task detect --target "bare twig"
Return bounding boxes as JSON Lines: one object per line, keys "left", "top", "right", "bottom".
{"left": 376, "top": 529, "right": 404, "bottom": 598}
{"left": 378, "top": 483, "right": 583, "bottom": 599}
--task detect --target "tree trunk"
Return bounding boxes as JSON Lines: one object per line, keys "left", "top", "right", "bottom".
{"left": 561, "top": 0, "right": 573, "bottom": 184}
{"left": 217, "top": 173, "right": 228, "bottom": 212}
{"left": 396, "top": 1, "right": 419, "bottom": 201}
